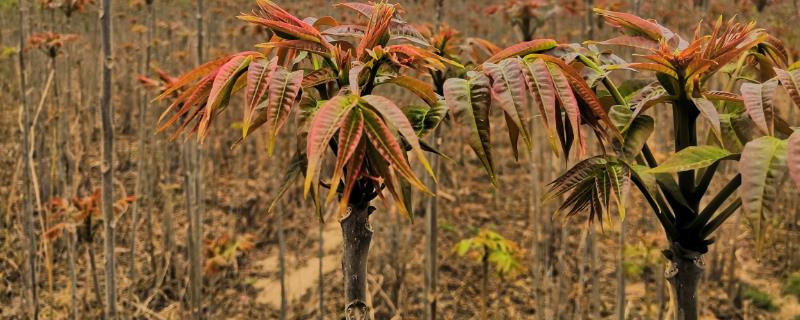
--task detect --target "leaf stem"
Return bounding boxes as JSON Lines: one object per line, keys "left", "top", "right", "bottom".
{"left": 690, "top": 174, "right": 741, "bottom": 231}
{"left": 701, "top": 198, "right": 742, "bottom": 238}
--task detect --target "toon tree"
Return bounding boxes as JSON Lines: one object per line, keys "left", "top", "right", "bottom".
{"left": 575, "top": 10, "right": 800, "bottom": 319}
{"left": 155, "top": 1, "right": 461, "bottom": 318}
{"left": 541, "top": 10, "right": 799, "bottom": 320}
{"left": 153, "top": 1, "right": 800, "bottom": 319}
{"left": 443, "top": 8, "right": 800, "bottom": 320}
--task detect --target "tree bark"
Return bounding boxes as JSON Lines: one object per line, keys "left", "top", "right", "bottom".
{"left": 340, "top": 202, "right": 374, "bottom": 320}
{"left": 318, "top": 221, "right": 325, "bottom": 320}
{"left": 617, "top": 218, "right": 626, "bottom": 320}
{"left": 277, "top": 206, "right": 287, "bottom": 320}
{"left": 664, "top": 242, "right": 704, "bottom": 320}
{"left": 481, "top": 247, "right": 489, "bottom": 320}
{"left": 99, "top": 0, "right": 117, "bottom": 317}
{"left": 130, "top": 0, "right": 155, "bottom": 285}
{"left": 68, "top": 231, "right": 78, "bottom": 320}
{"left": 188, "top": 1, "right": 205, "bottom": 317}
{"left": 424, "top": 1, "right": 444, "bottom": 317}
{"left": 17, "top": 2, "right": 39, "bottom": 318}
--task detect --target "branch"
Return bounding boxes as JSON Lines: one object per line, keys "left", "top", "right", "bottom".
{"left": 642, "top": 143, "right": 658, "bottom": 168}
{"left": 360, "top": 60, "right": 382, "bottom": 96}
{"left": 692, "top": 161, "right": 720, "bottom": 200}
{"left": 631, "top": 174, "right": 675, "bottom": 236}
{"left": 688, "top": 174, "right": 741, "bottom": 231}
{"left": 701, "top": 198, "right": 742, "bottom": 238}
{"left": 692, "top": 155, "right": 740, "bottom": 200}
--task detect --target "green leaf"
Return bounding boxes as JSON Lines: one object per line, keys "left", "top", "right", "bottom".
{"left": 455, "top": 239, "right": 473, "bottom": 256}
{"left": 620, "top": 115, "right": 654, "bottom": 161}
{"left": 616, "top": 79, "right": 655, "bottom": 99}
{"left": 692, "top": 97, "right": 724, "bottom": 145}
{"left": 548, "top": 156, "right": 630, "bottom": 225}
{"left": 608, "top": 105, "right": 632, "bottom": 130}
{"left": 648, "top": 146, "right": 734, "bottom": 173}
{"left": 789, "top": 131, "right": 800, "bottom": 191}
{"left": 738, "top": 136, "right": 788, "bottom": 252}
{"left": 718, "top": 113, "right": 744, "bottom": 153}
{"left": 630, "top": 164, "right": 660, "bottom": 208}
{"left": 742, "top": 79, "right": 778, "bottom": 136}
{"left": 268, "top": 151, "right": 304, "bottom": 212}
{"left": 607, "top": 161, "right": 630, "bottom": 219}
{"left": 408, "top": 99, "right": 448, "bottom": 138}
{"left": 444, "top": 72, "right": 496, "bottom": 186}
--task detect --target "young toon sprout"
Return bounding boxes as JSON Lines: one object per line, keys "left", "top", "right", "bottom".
{"left": 583, "top": 10, "right": 800, "bottom": 320}
{"left": 444, "top": 7, "right": 800, "bottom": 320}
{"left": 518, "top": 9, "right": 798, "bottom": 320}
{"left": 155, "top": 1, "right": 456, "bottom": 318}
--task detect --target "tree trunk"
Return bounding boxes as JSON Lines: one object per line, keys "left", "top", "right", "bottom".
{"left": 664, "top": 243, "right": 704, "bottom": 320}
{"left": 617, "top": 218, "right": 626, "bottom": 320}
{"left": 99, "top": 0, "right": 117, "bottom": 317}
{"left": 481, "top": 247, "right": 489, "bottom": 320}
{"left": 188, "top": 1, "right": 205, "bottom": 317}
{"left": 17, "top": 2, "right": 39, "bottom": 318}
{"left": 318, "top": 221, "right": 325, "bottom": 320}
{"left": 424, "top": 1, "right": 444, "bottom": 317}
{"left": 340, "top": 202, "right": 374, "bottom": 320}
{"left": 277, "top": 206, "right": 287, "bottom": 320}
{"left": 130, "top": 0, "right": 155, "bottom": 285}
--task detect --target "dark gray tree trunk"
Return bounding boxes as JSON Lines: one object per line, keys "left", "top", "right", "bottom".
{"left": 340, "top": 203, "right": 374, "bottom": 320}
{"left": 664, "top": 243, "right": 704, "bottom": 320}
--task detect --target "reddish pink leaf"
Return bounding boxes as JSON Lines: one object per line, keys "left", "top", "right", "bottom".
{"left": 326, "top": 108, "right": 364, "bottom": 203}
{"left": 362, "top": 95, "right": 434, "bottom": 179}
{"left": 304, "top": 95, "right": 358, "bottom": 197}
